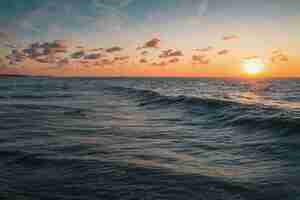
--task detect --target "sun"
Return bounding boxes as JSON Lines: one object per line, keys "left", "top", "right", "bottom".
{"left": 241, "top": 58, "right": 265, "bottom": 76}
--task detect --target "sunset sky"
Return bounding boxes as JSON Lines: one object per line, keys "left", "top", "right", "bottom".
{"left": 0, "top": 0, "right": 299, "bottom": 77}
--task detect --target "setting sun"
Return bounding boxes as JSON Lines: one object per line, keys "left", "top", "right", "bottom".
{"left": 241, "top": 58, "right": 265, "bottom": 75}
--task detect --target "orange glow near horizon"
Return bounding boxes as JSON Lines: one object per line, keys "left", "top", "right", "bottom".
{"left": 241, "top": 58, "right": 265, "bottom": 77}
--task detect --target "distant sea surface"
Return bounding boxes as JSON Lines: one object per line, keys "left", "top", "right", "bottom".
{"left": 1, "top": 77, "right": 300, "bottom": 200}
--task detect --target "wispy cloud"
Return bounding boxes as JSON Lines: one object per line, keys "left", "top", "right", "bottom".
{"left": 193, "top": 46, "right": 213, "bottom": 52}
{"left": 222, "top": 34, "right": 239, "bottom": 41}
{"left": 192, "top": 55, "right": 209, "bottom": 64}
{"left": 84, "top": 53, "right": 103, "bottom": 60}
{"left": 152, "top": 61, "right": 167, "bottom": 67}
{"left": 140, "top": 38, "right": 161, "bottom": 49}
{"left": 71, "top": 51, "right": 85, "bottom": 59}
{"left": 217, "top": 49, "right": 230, "bottom": 55}
{"left": 140, "top": 58, "right": 148, "bottom": 63}
{"left": 106, "top": 46, "right": 123, "bottom": 53}
{"left": 159, "top": 49, "right": 183, "bottom": 58}
{"left": 169, "top": 58, "right": 180, "bottom": 63}
{"left": 114, "top": 56, "right": 130, "bottom": 61}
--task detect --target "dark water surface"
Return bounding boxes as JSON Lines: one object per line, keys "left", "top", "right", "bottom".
{"left": 1, "top": 77, "right": 300, "bottom": 199}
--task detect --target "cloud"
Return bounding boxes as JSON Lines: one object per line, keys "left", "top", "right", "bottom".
{"left": 93, "top": 0, "right": 135, "bottom": 9}
{"left": 244, "top": 56, "right": 259, "bottom": 59}
{"left": 0, "top": 32, "right": 8, "bottom": 39}
{"left": 114, "top": 56, "right": 130, "bottom": 61}
{"left": 152, "top": 61, "right": 167, "bottom": 67}
{"left": 3, "top": 43, "right": 17, "bottom": 49}
{"left": 43, "top": 40, "right": 68, "bottom": 55}
{"left": 106, "top": 46, "right": 123, "bottom": 53}
{"left": 141, "top": 50, "right": 148, "bottom": 56}
{"left": 70, "top": 51, "right": 85, "bottom": 59}
{"left": 141, "top": 38, "right": 161, "bottom": 49}
{"left": 56, "top": 58, "right": 70, "bottom": 67}
{"left": 6, "top": 49, "right": 27, "bottom": 64}
{"left": 169, "top": 58, "right": 180, "bottom": 63}
{"left": 140, "top": 58, "right": 147, "bottom": 63}
{"left": 192, "top": 55, "right": 209, "bottom": 64}
{"left": 159, "top": 49, "right": 183, "bottom": 58}
{"left": 89, "top": 48, "right": 103, "bottom": 52}
{"left": 272, "top": 49, "right": 281, "bottom": 55}
{"left": 192, "top": 55, "right": 204, "bottom": 61}
{"left": 271, "top": 53, "right": 289, "bottom": 63}
{"left": 20, "top": 40, "right": 68, "bottom": 62}
{"left": 35, "top": 57, "right": 52, "bottom": 64}
{"left": 84, "top": 53, "right": 103, "bottom": 60}
{"left": 193, "top": 46, "right": 213, "bottom": 52}
{"left": 0, "top": 57, "right": 7, "bottom": 68}
{"left": 22, "top": 43, "right": 45, "bottom": 59}
{"left": 6, "top": 40, "right": 70, "bottom": 65}
{"left": 222, "top": 35, "right": 239, "bottom": 41}
{"left": 168, "top": 50, "right": 183, "bottom": 57}
{"left": 101, "top": 58, "right": 114, "bottom": 65}
{"left": 217, "top": 49, "right": 229, "bottom": 55}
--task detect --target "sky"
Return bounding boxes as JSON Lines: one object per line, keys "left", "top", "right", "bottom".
{"left": 0, "top": 0, "right": 299, "bottom": 77}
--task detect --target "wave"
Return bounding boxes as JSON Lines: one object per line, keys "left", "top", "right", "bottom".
{"left": 109, "top": 86, "right": 300, "bottom": 135}
{"left": 0, "top": 94, "right": 73, "bottom": 100}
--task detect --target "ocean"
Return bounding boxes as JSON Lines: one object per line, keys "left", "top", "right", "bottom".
{"left": 0, "top": 77, "right": 300, "bottom": 199}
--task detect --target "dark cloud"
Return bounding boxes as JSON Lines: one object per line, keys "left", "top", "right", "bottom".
{"left": 106, "top": 46, "right": 123, "bottom": 53}
{"left": 142, "top": 38, "right": 160, "bottom": 49}
{"left": 141, "top": 50, "right": 148, "bottom": 56}
{"left": 3, "top": 43, "right": 17, "bottom": 49}
{"left": 192, "top": 55, "right": 205, "bottom": 61}
{"left": 70, "top": 51, "right": 85, "bottom": 59}
{"left": 43, "top": 40, "right": 68, "bottom": 55}
{"left": 140, "top": 58, "right": 147, "bottom": 63}
{"left": 217, "top": 49, "right": 229, "bottom": 55}
{"left": 35, "top": 57, "right": 51, "bottom": 64}
{"left": 101, "top": 59, "right": 114, "bottom": 65}
{"left": 17, "top": 40, "right": 69, "bottom": 64}
{"left": 6, "top": 49, "right": 27, "bottom": 64}
{"left": 84, "top": 53, "right": 103, "bottom": 60}
{"left": 169, "top": 58, "right": 180, "bottom": 63}
{"left": 114, "top": 56, "right": 130, "bottom": 61}
{"left": 22, "top": 43, "right": 45, "bottom": 59}
{"left": 159, "top": 49, "right": 183, "bottom": 58}
{"left": 56, "top": 58, "right": 70, "bottom": 67}
{"left": 223, "top": 35, "right": 239, "bottom": 41}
